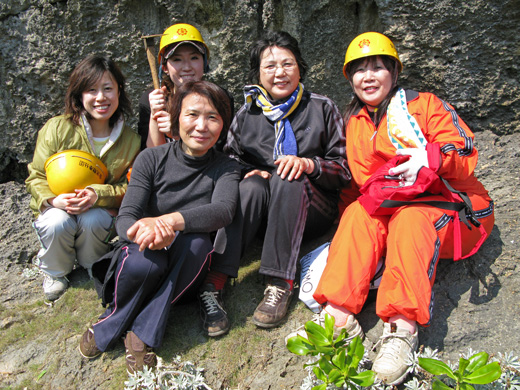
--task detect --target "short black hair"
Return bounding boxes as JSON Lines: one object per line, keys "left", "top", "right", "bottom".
{"left": 248, "top": 30, "right": 308, "bottom": 84}
{"left": 169, "top": 80, "right": 232, "bottom": 140}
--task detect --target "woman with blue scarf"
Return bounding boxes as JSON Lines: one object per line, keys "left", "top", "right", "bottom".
{"left": 200, "top": 31, "right": 350, "bottom": 335}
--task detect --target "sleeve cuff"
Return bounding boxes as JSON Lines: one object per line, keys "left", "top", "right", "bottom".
{"left": 426, "top": 143, "right": 442, "bottom": 172}
{"left": 308, "top": 158, "right": 320, "bottom": 178}
{"left": 85, "top": 186, "right": 100, "bottom": 205}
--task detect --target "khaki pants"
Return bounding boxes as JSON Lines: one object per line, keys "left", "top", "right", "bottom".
{"left": 32, "top": 207, "right": 115, "bottom": 277}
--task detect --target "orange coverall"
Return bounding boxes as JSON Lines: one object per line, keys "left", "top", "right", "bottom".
{"left": 313, "top": 90, "right": 494, "bottom": 326}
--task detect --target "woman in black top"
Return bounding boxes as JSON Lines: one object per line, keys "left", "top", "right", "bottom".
{"left": 79, "top": 81, "right": 239, "bottom": 374}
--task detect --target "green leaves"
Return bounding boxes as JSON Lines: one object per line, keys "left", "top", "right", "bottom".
{"left": 419, "top": 358, "right": 456, "bottom": 379}
{"left": 464, "top": 362, "right": 502, "bottom": 384}
{"left": 419, "top": 351, "right": 502, "bottom": 389}
{"left": 288, "top": 313, "right": 505, "bottom": 390}
{"left": 286, "top": 313, "right": 375, "bottom": 389}
{"left": 350, "top": 369, "right": 376, "bottom": 387}
{"left": 287, "top": 335, "right": 316, "bottom": 356}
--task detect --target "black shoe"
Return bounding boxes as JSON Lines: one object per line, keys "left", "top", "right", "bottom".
{"left": 198, "top": 283, "right": 230, "bottom": 337}
{"left": 252, "top": 278, "right": 293, "bottom": 328}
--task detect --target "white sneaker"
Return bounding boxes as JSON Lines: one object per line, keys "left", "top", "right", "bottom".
{"left": 285, "top": 309, "right": 364, "bottom": 344}
{"left": 43, "top": 274, "right": 68, "bottom": 301}
{"left": 372, "top": 322, "right": 419, "bottom": 385}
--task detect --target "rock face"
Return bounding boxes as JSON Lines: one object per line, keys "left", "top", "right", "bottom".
{"left": 1, "top": 1, "right": 519, "bottom": 389}
{"left": 1, "top": 0, "right": 519, "bottom": 182}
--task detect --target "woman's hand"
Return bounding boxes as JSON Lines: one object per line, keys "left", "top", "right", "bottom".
{"left": 244, "top": 169, "right": 272, "bottom": 180}
{"left": 388, "top": 148, "right": 429, "bottom": 186}
{"left": 148, "top": 87, "right": 167, "bottom": 115}
{"left": 49, "top": 188, "right": 97, "bottom": 214}
{"left": 152, "top": 218, "right": 176, "bottom": 250}
{"left": 274, "top": 155, "right": 314, "bottom": 181}
{"left": 127, "top": 218, "right": 155, "bottom": 251}
{"left": 49, "top": 193, "right": 76, "bottom": 210}
{"left": 127, "top": 217, "right": 176, "bottom": 251}
{"left": 152, "top": 110, "right": 172, "bottom": 135}
{"left": 147, "top": 88, "right": 171, "bottom": 147}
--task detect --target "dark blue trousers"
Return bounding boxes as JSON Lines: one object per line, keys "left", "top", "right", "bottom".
{"left": 93, "top": 232, "right": 212, "bottom": 351}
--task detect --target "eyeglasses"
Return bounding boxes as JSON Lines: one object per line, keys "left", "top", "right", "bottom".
{"left": 260, "top": 62, "right": 298, "bottom": 74}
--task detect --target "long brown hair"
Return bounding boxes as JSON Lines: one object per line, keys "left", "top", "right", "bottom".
{"left": 159, "top": 42, "right": 209, "bottom": 100}
{"left": 343, "top": 55, "right": 399, "bottom": 126}
{"left": 64, "top": 55, "right": 132, "bottom": 127}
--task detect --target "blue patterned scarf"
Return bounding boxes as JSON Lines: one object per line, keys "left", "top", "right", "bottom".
{"left": 243, "top": 83, "right": 304, "bottom": 159}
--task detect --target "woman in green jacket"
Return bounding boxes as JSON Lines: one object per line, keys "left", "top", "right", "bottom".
{"left": 26, "top": 55, "right": 141, "bottom": 301}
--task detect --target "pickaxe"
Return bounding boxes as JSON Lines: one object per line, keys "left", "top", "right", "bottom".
{"left": 141, "top": 34, "right": 163, "bottom": 90}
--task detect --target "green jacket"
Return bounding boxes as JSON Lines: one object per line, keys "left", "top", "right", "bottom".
{"left": 26, "top": 114, "right": 141, "bottom": 216}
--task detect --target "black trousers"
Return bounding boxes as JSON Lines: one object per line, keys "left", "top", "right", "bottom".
{"left": 93, "top": 232, "right": 212, "bottom": 351}
{"left": 212, "top": 173, "right": 338, "bottom": 281}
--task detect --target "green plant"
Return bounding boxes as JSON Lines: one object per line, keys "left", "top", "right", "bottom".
{"left": 419, "top": 351, "right": 502, "bottom": 390}
{"left": 286, "top": 313, "right": 375, "bottom": 390}
{"left": 124, "top": 356, "right": 213, "bottom": 390}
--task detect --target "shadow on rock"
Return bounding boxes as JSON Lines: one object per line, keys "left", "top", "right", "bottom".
{"left": 421, "top": 224, "right": 503, "bottom": 353}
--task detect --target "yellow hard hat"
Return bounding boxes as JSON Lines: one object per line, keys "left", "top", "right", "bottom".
{"left": 44, "top": 150, "right": 108, "bottom": 195}
{"left": 343, "top": 32, "right": 402, "bottom": 79}
{"left": 158, "top": 23, "right": 209, "bottom": 65}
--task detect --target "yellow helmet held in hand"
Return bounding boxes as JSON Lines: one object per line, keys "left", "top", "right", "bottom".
{"left": 158, "top": 23, "right": 209, "bottom": 65}
{"left": 44, "top": 150, "right": 108, "bottom": 195}
{"left": 343, "top": 32, "right": 402, "bottom": 79}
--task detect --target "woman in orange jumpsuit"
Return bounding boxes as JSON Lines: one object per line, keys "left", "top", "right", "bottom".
{"left": 310, "top": 32, "right": 494, "bottom": 385}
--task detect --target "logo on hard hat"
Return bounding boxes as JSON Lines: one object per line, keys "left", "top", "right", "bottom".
{"left": 177, "top": 28, "right": 188, "bottom": 36}
{"left": 359, "top": 39, "right": 371, "bottom": 54}
{"left": 359, "top": 39, "right": 370, "bottom": 49}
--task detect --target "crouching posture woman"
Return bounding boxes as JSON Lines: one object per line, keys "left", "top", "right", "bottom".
{"left": 26, "top": 55, "right": 140, "bottom": 301}
{"left": 295, "top": 32, "right": 494, "bottom": 385}
{"left": 78, "top": 81, "right": 239, "bottom": 374}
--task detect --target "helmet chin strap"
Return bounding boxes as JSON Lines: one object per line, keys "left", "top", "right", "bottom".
{"left": 366, "top": 104, "right": 379, "bottom": 112}
{"left": 158, "top": 66, "right": 163, "bottom": 84}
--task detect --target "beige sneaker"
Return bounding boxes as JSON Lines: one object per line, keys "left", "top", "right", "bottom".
{"left": 372, "top": 322, "right": 419, "bottom": 385}
{"left": 285, "top": 309, "right": 364, "bottom": 344}
{"left": 43, "top": 274, "right": 68, "bottom": 301}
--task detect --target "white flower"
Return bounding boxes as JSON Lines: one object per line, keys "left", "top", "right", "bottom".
{"left": 404, "top": 376, "right": 428, "bottom": 390}
{"left": 462, "top": 347, "right": 477, "bottom": 360}
{"left": 496, "top": 352, "right": 520, "bottom": 370}
{"left": 406, "top": 350, "right": 421, "bottom": 375}
{"left": 419, "top": 346, "right": 439, "bottom": 359}
{"left": 496, "top": 370, "right": 520, "bottom": 390}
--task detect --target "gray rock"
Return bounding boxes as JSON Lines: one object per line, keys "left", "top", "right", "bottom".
{"left": 0, "top": 1, "right": 519, "bottom": 389}
{"left": 1, "top": 0, "right": 518, "bottom": 181}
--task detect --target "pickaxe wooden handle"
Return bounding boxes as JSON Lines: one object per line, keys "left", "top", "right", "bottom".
{"left": 141, "top": 34, "right": 163, "bottom": 90}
